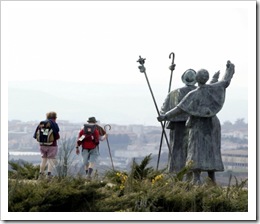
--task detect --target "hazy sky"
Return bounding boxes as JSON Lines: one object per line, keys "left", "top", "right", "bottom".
{"left": 2, "top": 1, "right": 253, "bottom": 87}
{"left": 1, "top": 1, "right": 257, "bottom": 221}
{"left": 2, "top": 1, "right": 255, "bottom": 127}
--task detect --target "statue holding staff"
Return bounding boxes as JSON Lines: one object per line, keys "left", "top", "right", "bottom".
{"left": 158, "top": 61, "right": 235, "bottom": 184}
{"left": 160, "top": 69, "right": 197, "bottom": 174}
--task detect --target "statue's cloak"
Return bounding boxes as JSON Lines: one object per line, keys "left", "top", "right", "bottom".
{"left": 177, "top": 81, "right": 228, "bottom": 117}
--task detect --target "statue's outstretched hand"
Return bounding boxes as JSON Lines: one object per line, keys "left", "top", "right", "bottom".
{"left": 226, "top": 60, "right": 235, "bottom": 73}
{"left": 157, "top": 115, "right": 166, "bottom": 122}
{"left": 223, "top": 60, "right": 235, "bottom": 85}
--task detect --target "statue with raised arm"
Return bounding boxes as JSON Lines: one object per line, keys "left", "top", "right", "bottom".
{"left": 158, "top": 61, "right": 235, "bottom": 184}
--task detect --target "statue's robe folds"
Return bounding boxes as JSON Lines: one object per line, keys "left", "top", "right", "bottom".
{"left": 176, "top": 80, "right": 231, "bottom": 171}
{"left": 161, "top": 85, "right": 196, "bottom": 173}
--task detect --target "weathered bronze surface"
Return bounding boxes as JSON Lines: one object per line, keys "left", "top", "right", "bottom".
{"left": 160, "top": 69, "right": 197, "bottom": 174}
{"left": 158, "top": 61, "right": 235, "bottom": 184}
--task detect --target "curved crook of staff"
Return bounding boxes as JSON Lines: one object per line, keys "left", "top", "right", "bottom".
{"left": 157, "top": 52, "right": 176, "bottom": 170}
{"left": 104, "top": 124, "right": 115, "bottom": 171}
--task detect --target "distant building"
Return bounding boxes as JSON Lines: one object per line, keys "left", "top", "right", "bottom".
{"left": 221, "top": 150, "right": 248, "bottom": 171}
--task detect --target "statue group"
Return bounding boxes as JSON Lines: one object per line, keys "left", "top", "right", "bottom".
{"left": 158, "top": 60, "right": 235, "bottom": 184}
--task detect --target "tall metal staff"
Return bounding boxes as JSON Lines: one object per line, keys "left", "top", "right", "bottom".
{"left": 104, "top": 124, "right": 115, "bottom": 171}
{"left": 156, "top": 52, "right": 176, "bottom": 170}
{"left": 137, "top": 56, "right": 171, "bottom": 157}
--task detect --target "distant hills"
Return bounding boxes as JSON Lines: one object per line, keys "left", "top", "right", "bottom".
{"left": 8, "top": 80, "right": 160, "bottom": 125}
{"left": 8, "top": 80, "right": 248, "bottom": 125}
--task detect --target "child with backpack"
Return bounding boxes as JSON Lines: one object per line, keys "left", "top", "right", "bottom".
{"left": 33, "top": 111, "right": 60, "bottom": 179}
{"left": 76, "top": 117, "right": 106, "bottom": 181}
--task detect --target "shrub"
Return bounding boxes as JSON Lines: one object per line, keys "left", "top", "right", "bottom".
{"left": 9, "top": 161, "right": 40, "bottom": 180}
{"left": 8, "top": 156, "right": 248, "bottom": 212}
{"left": 8, "top": 177, "right": 107, "bottom": 212}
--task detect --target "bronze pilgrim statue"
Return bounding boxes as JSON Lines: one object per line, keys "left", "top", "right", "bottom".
{"left": 158, "top": 61, "right": 235, "bottom": 184}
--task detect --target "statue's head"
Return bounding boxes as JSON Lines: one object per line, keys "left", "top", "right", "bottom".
{"left": 181, "top": 69, "right": 197, "bottom": 86}
{"left": 196, "top": 69, "right": 209, "bottom": 85}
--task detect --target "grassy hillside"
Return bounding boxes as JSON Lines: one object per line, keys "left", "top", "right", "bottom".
{"left": 8, "top": 155, "right": 248, "bottom": 212}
